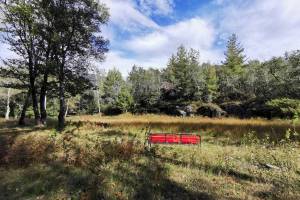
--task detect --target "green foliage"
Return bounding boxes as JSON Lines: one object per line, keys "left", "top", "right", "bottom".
{"left": 163, "top": 46, "right": 204, "bottom": 101}
{"left": 223, "top": 34, "right": 246, "bottom": 75}
{"left": 116, "top": 85, "right": 133, "bottom": 113}
{"left": 267, "top": 98, "right": 300, "bottom": 117}
{"left": 218, "top": 34, "right": 247, "bottom": 101}
{"left": 103, "top": 69, "right": 124, "bottom": 104}
{"left": 267, "top": 98, "right": 300, "bottom": 135}
{"left": 129, "top": 66, "right": 161, "bottom": 112}
{"left": 202, "top": 64, "right": 219, "bottom": 103}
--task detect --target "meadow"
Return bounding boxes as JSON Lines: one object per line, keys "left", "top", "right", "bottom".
{"left": 0, "top": 114, "right": 300, "bottom": 200}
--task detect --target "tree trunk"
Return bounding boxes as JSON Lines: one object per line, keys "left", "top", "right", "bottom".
{"left": 58, "top": 63, "right": 66, "bottom": 131}
{"left": 19, "top": 90, "right": 31, "bottom": 125}
{"left": 96, "top": 90, "right": 101, "bottom": 114}
{"left": 28, "top": 54, "right": 41, "bottom": 125}
{"left": 65, "top": 99, "right": 69, "bottom": 118}
{"left": 5, "top": 88, "right": 11, "bottom": 120}
{"left": 40, "top": 73, "right": 48, "bottom": 124}
{"left": 31, "top": 80, "right": 41, "bottom": 125}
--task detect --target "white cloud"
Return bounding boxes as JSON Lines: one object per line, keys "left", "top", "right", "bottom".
{"left": 101, "top": 0, "right": 159, "bottom": 31}
{"left": 138, "top": 0, "right": 174, "bottom": 16}
{"left": 3, "top": 0, "right": 299, "bottom": 77}
{"left": 100, "top": 17, "right": 223, "bottom": 75}
{"left": 218, "top": 0, "right": 300, "bottom": 60}
{"left": 0, "top": 42, "right": 16, "bottom": 62}
{"left": 124, "top": 18, "right": 222, "bottom": 62}
{"left": 100, "top": 50, "right": 169, "bottom": 76}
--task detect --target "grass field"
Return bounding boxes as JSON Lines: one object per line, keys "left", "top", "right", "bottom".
{"left": 0, "top": 114, "right": 300, "bottom": 200}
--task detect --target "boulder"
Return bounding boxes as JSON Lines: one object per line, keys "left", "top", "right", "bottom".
{"left": 220, "top": 102, "right": 246, "bottom": 118}
{"left": 197, "top": 103, "right": 226, "bottom": 118}
{"left": 177, "top": 109, "right": 187, "bottom": 117}
{"left": 103, "top": 106, "right": 123, "bottom": 116}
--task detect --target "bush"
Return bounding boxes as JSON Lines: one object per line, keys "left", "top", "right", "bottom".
{"left": 220, "top": 102, "right": 246, "bottom": 118}
{"left": 6, "top": 133, "right": 54, "bottom": 166}
{"left": 244, "top": 100, "right": 281, "bottom": 119}
{"left": 103, "top": 105, "right": 123, "bottom": 116}
{"left": 196, "top": 103, "right": 226, "bottom": 118}
{"left": 267, "top": 98, "right": 300, "bottom": 119}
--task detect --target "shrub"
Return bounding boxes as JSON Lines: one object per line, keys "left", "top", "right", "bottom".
{"left": 196, "top": 103, "right": 226, "bottom": 118}
{"left": 6, "top": 134, "right": 54, "bottom": 166}
{"left": 103, "top": 105, "right": 123, "bottom": 116}
{"left": 267, "top": 98, "right": 300, "bottom": 119}
{"left": 220, "top": 101, "right": 246, "bottom": 118}
{"left": 101, "top": 138, "right": 144, "bottom": 161}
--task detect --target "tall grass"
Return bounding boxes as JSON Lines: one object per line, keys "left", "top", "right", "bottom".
{"left": 69, "top": 114, "right": 300, "bottom": 141}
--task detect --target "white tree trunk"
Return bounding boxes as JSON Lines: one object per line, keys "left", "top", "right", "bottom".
{"left": 5, "top": 88, "right": 11, "bottom": 120}
{"left": 44, "top": 95, "right": 47, "bottom": 110}
{"left": 65, "top": 99, "right": 69, "bottom": 117}
{"left": 96, "top": 90, "right": 101, "bottom": 114}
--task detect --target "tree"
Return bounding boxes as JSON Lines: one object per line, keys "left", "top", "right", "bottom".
{"left": 5, "top": 88, "right": 11, "bottom": 120}
{"left": 223, "top": 34, "right": 246, "bottom": 75}
{"left": 103, "top": 69, "right": 124, "bottom": 105}
{"left": 163, "top": 46, "right": 204, "bottom": 102}
{"left": 1, "top": 0, "right": 43, "bottom": 124}
{"left": 286, "top": 51, "right": 300, "bottom": 98}
{"left": 202, "top": 63, "right": 218, "bottom": 103}
{"left": 219, "top": 34, "right": 246, "bottom": 100}
{"left": 116, "top": 85, "right": 133, "bottom": 113}
{"left": 34, "top": 0, "right": 109, "bottom": 129}
{"left": 1, "top": 0, "right": 109, "bottom": 128}
{"left": 93, "top": 68, "right": 106, "bottom": 114}
{"left": 128, "top": 66, "right": 161, "bottom": 112}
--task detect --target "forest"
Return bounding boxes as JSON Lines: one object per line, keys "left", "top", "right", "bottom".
{"left": 1, "top": 0, "right": 300, "bottom": 129}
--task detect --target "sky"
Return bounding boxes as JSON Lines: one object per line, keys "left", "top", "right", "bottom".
{"left": 1, "top": 0, "right": 300, "bottom": 75}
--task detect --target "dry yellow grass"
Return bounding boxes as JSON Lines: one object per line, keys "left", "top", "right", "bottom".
{"left": 69, "top": 114, "right": 300, "bottom": 141}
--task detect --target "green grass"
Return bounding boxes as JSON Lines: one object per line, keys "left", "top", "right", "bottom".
{"left": 0, "top": 115, "right": 300, "bottom": 200}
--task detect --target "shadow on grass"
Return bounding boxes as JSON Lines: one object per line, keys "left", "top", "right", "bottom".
{"left": 0, "top": 162, "right": 102, "bottom": 200}
{"left": 0, "top": 156, "right": 217, "bottom": 200}
{"left": 99, "top": 154, "right": 216, "bottom": 200}
{"left": 0, "top": 137, "right": 217, "bottom": 200}
{"left": 154, "top": 154, "right": 265, "bottom": 183}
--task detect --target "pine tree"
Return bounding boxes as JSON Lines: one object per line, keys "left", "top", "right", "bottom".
{"left": 223, "top": 34, "right": 246, "bottom": 75}
{"left": 202, "top": 64, "right": 218, "bottom": 103}
{"left": 103, "top": 69, "right": 124, "bottom": 105}
{"left": 163, "top": 46, "right": 203, "bottom": 101}
{"left": 219, "top": 34, "right": 247, "bottom": 100}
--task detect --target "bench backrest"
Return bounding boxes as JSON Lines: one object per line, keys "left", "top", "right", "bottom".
{"left": 148, "top": 133, "right": 201, "bottom": 145}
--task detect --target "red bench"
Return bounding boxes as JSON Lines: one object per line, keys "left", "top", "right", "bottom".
{"left": 147, "top": 133, "right": 201, "bottom": 145}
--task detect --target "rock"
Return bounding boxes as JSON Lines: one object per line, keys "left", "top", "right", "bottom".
{"left": 220, "top": 102, "right": 246, "bottom": 118}
{"left": 263, "top": 163, "right": 280, "bottom": 170}
{"left": 196, "top": 103, "right": 226, "bottom": 118}
{"left": 184, "top": 105, "right": 194, "bottom": 116}
{"left": 177, "top": 109, "right": 187, "bottom": 117}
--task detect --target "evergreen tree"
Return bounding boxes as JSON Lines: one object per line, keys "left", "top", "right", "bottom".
{"left": 116, "top": 85, "right": 133, "bottom": 113}
{"left": 219, "top": 34, "right": 247, "bottom": 100}
{"left": 128, "top": 66, "right": 161, "bottom": 112}
{"left": 223, "top": 34, "right": 246, "bottom": 75}
{"left": 103, "top": 69, "right": 124, "bottom": 105}
{"left": 163, "top": 46, "right": 204, "bottom": 101}
{"left": 202, "top": 63, "right": 218, "bottom": 103}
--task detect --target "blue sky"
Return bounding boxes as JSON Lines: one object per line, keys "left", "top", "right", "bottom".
{"left": 98, "top": 0, "right": 300, "bottom": 75}
{"left": 1, "top": 0, "right": 300, "bottom": 75}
